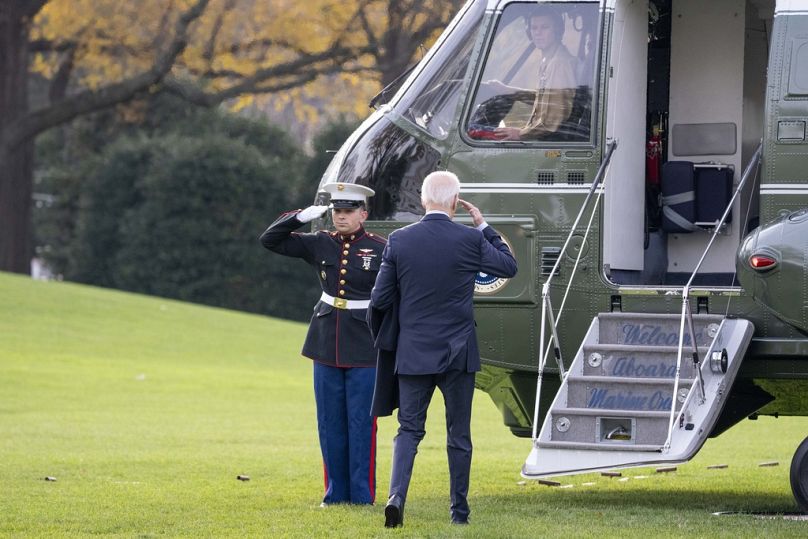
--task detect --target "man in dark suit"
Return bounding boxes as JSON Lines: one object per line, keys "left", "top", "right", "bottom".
{"left": 369, "top": 171, "right": 517, "bottom": 527}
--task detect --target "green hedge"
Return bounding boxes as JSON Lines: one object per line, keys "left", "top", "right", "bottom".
{"left": 34, "top": 97, "right": 357, "bottom": 321}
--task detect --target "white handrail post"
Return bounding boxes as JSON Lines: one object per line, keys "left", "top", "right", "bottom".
{"left": 531, "top": 139, "right": 618, "bottom": 445}
{"left": 664, "top": 143, "right": 762, "bottom": 452}
{"left": 545, "top": 294, "right": 565, "bottom": 377}
{"left": 664, "top": 287, "right": 690, "bottom": 451}
{"left": 532, "top": 284, "right": 551, "bottom": 442}
{"left": 684, "top": 300, "right": 706, "bottom": 404}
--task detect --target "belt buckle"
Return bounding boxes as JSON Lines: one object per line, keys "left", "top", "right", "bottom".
{"left": 333, "top": 297, "right": 348, "bottom": 309}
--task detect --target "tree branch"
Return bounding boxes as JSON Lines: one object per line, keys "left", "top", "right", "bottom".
{"left": 151, "top": 0, "right": 175, "bottom": 52}
{"left": 328, "top": 0, "right": 375, "bottom": 50}
{"left": 48, "top": 44, "right": 76, "bottom": 103}
{"left": 29, "top": 38, "right": 75, "bottom": 54}
{"left": 203, "top": 0, "right": 237, "bottom": 64}
{"left": 162, "top": 72, "right": 320, "bottom": 104}
{"left": 162, "top": 45, "right": 376, "bottom": 106}
{"left": 5, "top": 0, "right": 209, "bottom": 147}
{"left": 409, "top": 20, "right": 447, "bottom": 47}
{"left": 34, "top": 26, "right": 158, "bottom": 62}
{"left": 20, "top": 0, "right": 49, "bottom": 19}
{"left": 356, "top": 7, "right": 381, "bottom": 62}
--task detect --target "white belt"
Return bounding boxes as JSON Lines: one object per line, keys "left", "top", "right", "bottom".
{"left": 320, "top": 292, "right": 370, "bottom": 310}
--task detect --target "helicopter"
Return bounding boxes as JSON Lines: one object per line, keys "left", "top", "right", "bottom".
{"left": 311, "top": 0, "right": 808, "bottom": 511}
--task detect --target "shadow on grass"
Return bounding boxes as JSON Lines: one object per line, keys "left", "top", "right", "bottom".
{"left": 468, "top": 485, "right": 797, "bottom": 516}
{"left": 302, "top": 488, "right": 803, "bottom": 536}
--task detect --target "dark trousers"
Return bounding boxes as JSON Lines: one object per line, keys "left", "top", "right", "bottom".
{"left": 388, "top": 369, "right": 475, "bottom": 520}
{"left": 313, "top": 362, "right": 377, "bottom": 504}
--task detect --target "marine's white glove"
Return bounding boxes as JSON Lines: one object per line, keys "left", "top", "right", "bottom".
{"left": 296, "top": 205, "right": 329, "bottom": 223}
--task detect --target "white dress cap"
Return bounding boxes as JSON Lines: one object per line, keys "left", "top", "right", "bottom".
{"left": 322, "top": 183, "right": 376, "bottom": 208}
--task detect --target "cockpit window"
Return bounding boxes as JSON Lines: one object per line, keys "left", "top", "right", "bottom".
{"left": 335, "top": 118, "right": 441, "bottom": 221}
{"left": 397, "top": 0, "right": 485, "bottom": 139}
{"left": 465, "top": 2, "right": 599, "bottom": 144}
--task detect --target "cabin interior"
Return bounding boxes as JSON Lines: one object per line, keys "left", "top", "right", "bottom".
{"left": 604, "top": 0, "right": 773, "bottom": 287}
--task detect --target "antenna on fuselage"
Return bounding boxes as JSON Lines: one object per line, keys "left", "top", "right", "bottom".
{"left": 369, "top": 44, "right": 426, "bottom": 110}
{"left": 369, "top": 62, "right": 419, "bottom": 110}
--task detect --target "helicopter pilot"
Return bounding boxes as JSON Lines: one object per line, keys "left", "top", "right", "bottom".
{"left": 481, "top": 7, "right": 577, "bottom": 141}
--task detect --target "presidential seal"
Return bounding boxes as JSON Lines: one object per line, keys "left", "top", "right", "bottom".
{"left": 474, "top": 232, "right": 512, "bottom": 295}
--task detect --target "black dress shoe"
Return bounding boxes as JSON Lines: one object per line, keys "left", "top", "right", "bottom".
{"left": 451, "top": 517, "right": 469, "bottom": 525}
{"left": 384, "top": 495, "right": 404, "bottom": 528}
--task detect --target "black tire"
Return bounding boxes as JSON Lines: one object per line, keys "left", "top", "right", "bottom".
{"left": 790, "top": 435, "right": 808, "bottom": 513}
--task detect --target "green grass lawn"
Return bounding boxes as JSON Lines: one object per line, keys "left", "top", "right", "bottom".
{"left": 1, "top": 271, "right": 806, "bottom": 537}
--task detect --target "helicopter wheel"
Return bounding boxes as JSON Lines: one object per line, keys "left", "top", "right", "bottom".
{"left": 790, "top": 435, "right": 808, "bottom": 513}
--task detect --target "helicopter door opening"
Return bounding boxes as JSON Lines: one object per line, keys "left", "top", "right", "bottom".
{"left": 604, "top": 0, "right": 770, "bottom": 287}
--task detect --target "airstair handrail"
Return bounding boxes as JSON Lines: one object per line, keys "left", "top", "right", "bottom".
{"left": 543, "top": 139, "right": 619, "bottom": 290}
{"left": 531, "top": 138, "right": 618, "bottom": 441}
{"left": 684, "top": 143, "right": 762, "bottom": 291}
{"left": 663, "top": 142, "right": 762, "bottom": 451}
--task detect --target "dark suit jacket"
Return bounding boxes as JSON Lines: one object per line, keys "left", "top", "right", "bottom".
{"left": 367, "top": 303, "right": 399, "bottom": 416}
{"left": 370, "top": 213, "right": 517, "bottom": 375}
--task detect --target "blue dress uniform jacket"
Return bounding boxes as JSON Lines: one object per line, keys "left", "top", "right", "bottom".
{"left": 259, "top": 211, "right": 386, "bottom": 367}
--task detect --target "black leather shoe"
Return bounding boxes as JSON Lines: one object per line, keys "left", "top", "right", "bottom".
{"left": 384, "top": 495, "right": 404, "bottom": 528}
{"left": 451, "top": 517, "right": 469, "bottom": 525}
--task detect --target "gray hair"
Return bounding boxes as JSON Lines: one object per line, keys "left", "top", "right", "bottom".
{"left": 421, "top": 171, "right": 460, "bottom": 208}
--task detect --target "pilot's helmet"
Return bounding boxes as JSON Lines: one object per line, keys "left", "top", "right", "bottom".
{"left": 322, "top": 183, "right": 375, "bottom": 209}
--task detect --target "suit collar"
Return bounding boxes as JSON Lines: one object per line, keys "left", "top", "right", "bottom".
{"left": 421, "top": 213, "right": 451, "bottom": 222}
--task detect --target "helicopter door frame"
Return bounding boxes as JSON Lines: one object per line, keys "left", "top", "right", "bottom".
{"left": 601, "top": 0, "right": 647, "bottom": 275}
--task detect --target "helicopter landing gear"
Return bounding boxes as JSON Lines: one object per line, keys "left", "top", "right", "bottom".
{"left": 790, "top": 435, "right": 808, "bottom": 513}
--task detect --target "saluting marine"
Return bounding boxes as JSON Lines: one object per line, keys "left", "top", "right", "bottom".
{"left": 259, "top": 182, "right": 385, "bottom": 506}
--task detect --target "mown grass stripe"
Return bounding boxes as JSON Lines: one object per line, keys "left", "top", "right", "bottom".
{"left": 1, "top": 271, "right": 806, "bottom": 537}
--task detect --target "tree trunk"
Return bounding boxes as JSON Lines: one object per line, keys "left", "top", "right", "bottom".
{"left": 0, "top": 3, "right": 34, "bottom": 274}
{"left": 379, "top": 3, "right": 410, "bottom": 88}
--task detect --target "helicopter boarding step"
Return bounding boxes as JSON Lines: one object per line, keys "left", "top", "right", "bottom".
{"left": 523, "top": 312, "right": 754, "bottom": 478}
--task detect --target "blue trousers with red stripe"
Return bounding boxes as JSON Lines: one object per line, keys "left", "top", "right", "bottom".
{"left": 313, "top": 362, "right": 377, "bottom": 504}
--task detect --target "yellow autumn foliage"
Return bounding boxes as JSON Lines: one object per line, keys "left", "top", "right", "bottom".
{"left": 30, "top": 0, "right": 458, "bottom": 126}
